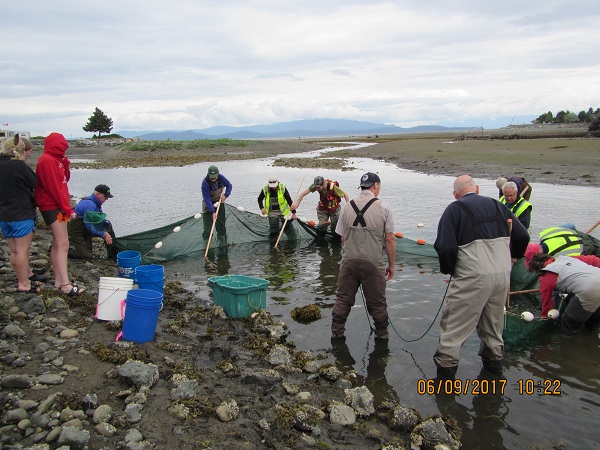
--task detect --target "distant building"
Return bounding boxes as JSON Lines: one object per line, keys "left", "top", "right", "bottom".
{"left": 0, "top": 130, "right": 31, "bottom": 140}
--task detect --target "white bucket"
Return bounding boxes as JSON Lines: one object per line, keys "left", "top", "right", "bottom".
{"left": 97, "top": 276, "right": 134, "bottom": 321}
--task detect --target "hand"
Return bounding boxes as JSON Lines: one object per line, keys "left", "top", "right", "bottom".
{"left": 291, "top": 203, "right": 298, "bottom": 210}
{"left": 104, "top": 232, "right": 113, "bottom": 245}
{"left": 69, "top": 212, "right": 77, "bottom": 220}
{"left": 261, "top": 208, "right": 266, "bottom": 215}
{"left": 292, "top": 213, "right": 297, "bottom": 220}
{"left": 220, "top": 195, "right": 227, "bottom": 203}
{"left": 212, "top": 212, "right": 217, "bottom": 222}
{"left": 385, "top": 265, "right": 394, "bottom": 281}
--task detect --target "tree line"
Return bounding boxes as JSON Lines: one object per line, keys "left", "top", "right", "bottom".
{"left": 533, "top": 107, "right": 599, "bottom": 124}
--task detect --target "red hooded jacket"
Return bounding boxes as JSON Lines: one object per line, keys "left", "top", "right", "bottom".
{"left": 34, "top": 133, "right": 74, "bottom": 216}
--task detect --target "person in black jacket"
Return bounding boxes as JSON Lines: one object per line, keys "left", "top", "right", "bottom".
{"left": 433, "top": 175, "right": 529, "bottom": 378}
{"left": 0, "top": 136, "right": 40, "bottom": 293}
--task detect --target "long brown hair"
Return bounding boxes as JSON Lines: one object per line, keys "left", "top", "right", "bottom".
{"left": 528, "top": 252, "right": 554, "bottom": 273}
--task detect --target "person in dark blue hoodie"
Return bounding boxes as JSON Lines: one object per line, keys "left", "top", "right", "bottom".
{"left": 67, "top": 184, "right": 116, "bottom": 259}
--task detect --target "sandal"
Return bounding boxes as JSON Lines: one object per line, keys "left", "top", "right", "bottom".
{"left": 29, "top": 273, "right": 49, "bottom": 282}
{"left": 17, "top": 283, "right": 41, "bottom": 294}
{"left": 61, "top": 284, "right": 85, "bottom": 296}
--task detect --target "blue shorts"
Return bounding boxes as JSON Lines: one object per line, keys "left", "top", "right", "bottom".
{"left": 0, "top": 219, "right": 35, "bottom": 238}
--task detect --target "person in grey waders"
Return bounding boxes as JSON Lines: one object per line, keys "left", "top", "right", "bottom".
{"left": 433, "top": 175, "right": 529, "bottom": 379}
{"left": 201, "top": 165, "right": 233, "bottom": 244}
{"left": 331, "top": 172, "right": 396, "bottom": 340}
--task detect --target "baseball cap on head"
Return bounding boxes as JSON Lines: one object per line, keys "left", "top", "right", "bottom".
{"left": 95, "top": 184, "right": 113, "bottom": 198}
{"left": 359, "top": 172, "right": 381, "bottom": 188}
{"left": 268, "top": 177, "right": 278, "bottom": 188}
{"left": 313, "top": 176, "right": 324, "bottom": 187}
{"left": 208, "top": 165, "right": 219, "bottom": 179}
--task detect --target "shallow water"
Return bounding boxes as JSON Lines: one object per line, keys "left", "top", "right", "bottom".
{"left": 68, "top": 143, "right": 600, "bottom": 448}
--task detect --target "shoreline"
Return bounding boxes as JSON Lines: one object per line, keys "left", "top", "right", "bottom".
{"left": 26, "top": 124, "right": 599, "bottom": 188}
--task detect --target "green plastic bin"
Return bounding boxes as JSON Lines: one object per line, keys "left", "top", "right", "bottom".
{"left": 207, "top": 275, "right": 270, "bottom": 318}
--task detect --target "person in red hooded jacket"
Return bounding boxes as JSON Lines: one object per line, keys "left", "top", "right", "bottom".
{"left": 35, "top": 133, "right": 83, "bottom": 296}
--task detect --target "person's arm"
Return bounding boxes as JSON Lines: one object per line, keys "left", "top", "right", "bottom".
{"left": 257, "top": 189, "right": 265, "bottom": 212}
{"left": 76, "top": 200, "right": 102, "bottom": 236}
{"left": 385, "top": 232, "right": 396, "bottom": 280}
{"left": 283, "top": 188, "right": 297, "bottom": 217}
{"left": 508, "top": 209, "right": 530, "bottom": 259}
{"left": 574, "top": 254, "right": 600, "bottom": 268}
{"left": 434, "top": 206, "right": 459, "bottom": 275}
{"left": 221, "top": 175, "right": 233, "bottom": 200}
{"left": 201, "top": 179, "right": 215, "bottom": 213}
{"left": 291, "top": 188, "right": 311, "bottom": 210}
{"left": 539, "top": 272, "right": 558, "bottom": 317}
{"left": 37, "top": 158, "right": 74, "bottom": 217}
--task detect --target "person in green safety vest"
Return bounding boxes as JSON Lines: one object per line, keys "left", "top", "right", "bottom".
{"left": 539, "top": 224, "right": 600, "bottom": 258}
{"left": 257, "top": 176, "right": 297, "bottom": 236}
{"left": 499, "top": 181, "right": 533, "bottom": 229}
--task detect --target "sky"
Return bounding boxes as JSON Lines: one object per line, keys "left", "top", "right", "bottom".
{"left": 2, "top": 1, "right": 599, "bottom": 138}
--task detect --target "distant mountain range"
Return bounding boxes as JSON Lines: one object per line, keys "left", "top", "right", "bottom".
{"left": 116, "top": 119, "right": 473, "bottom": 141}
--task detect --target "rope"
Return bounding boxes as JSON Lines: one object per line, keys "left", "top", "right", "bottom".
{"left": 359, "top": 275, "right": 452, "bottom": 342}
{"left": 247, "top": 290, "right": 263, "bottom": 310}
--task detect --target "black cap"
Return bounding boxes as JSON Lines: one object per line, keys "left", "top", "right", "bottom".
{"left": 359, "top": 172, "right": 381, "bottom": 188}
{"left": 95, "top": 184, "right": 113, "bottom": 198}
{"left": 313, "top": 176, "right": 324, "bottom": 186}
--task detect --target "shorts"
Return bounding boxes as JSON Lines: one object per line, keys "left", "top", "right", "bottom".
{"left": 41, "top": 209, "right": 69, "bottom": 226}
{"left": 0, "top": 219, "right": 35, "bottom": 238}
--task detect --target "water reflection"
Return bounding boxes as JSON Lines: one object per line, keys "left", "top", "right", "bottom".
{"left": 330, "top": 337, "right": 400, "bottom": 406}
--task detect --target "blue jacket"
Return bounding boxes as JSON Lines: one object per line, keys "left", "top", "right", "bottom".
{"left": 74, "top": 194, "right": 104, "bottom": 236}
{"left": 201, "top": 174, "right": 233, "bottom": 213}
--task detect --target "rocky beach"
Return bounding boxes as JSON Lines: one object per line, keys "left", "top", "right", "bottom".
{"left": 0, "top": 222, "right": 463, "bottom": 449}
{"left": 1, "top": 126, "right": 597, "bottom": 449}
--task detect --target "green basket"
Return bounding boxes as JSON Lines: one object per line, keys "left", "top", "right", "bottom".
{"left": 207, "top": 275, "right": 270, "bottom": 318}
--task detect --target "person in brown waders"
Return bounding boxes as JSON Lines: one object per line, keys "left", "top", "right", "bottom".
{"left": 331, "top": 172, "right": 396, "bottom": 340}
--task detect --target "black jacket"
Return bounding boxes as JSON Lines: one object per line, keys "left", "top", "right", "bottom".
{"left": 0, "top": 155, "right": 38, "bottom": 222}
{"left": 434, "top": 193, "right": 530, "bottom": 274}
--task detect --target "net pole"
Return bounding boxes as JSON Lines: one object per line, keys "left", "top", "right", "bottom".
{"left": 506, "top": 218, "right": 513, "bottom": 309}
{"left": 275, "top": 175, "right": 305, "bottom": 249}
{"left": 204, "top": 198, "right": 223, "bottom": 258}
{"left": 586, "top": 219, "right": 600, "bottom": 235}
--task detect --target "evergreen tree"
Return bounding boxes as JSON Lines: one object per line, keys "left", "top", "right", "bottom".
{"left": 83, "top": 107, "right": 113, "bottom": 137}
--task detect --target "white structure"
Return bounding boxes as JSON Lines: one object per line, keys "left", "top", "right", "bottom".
{"left": 0, "top": 130, "right": 31, "bottom": 140}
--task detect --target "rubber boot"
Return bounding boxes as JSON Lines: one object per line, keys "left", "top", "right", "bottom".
{"left": 436, "top": 365, "right": 458, "bottom": 379}
{"left": 560, "top": 312, "right": 584, "bottom": 336}
{"left": 482, "top": 358, "right": 503, "bottom": 375}
{"left": 584, "top": 310, "right": 600, "bottom": 331}
{"left": 331, "top": 315, "right": 346, "bottom": 338}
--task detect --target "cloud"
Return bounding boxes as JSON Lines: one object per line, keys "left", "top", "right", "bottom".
{"left": 2, "top": 0, "right": 599, "bottom": 136}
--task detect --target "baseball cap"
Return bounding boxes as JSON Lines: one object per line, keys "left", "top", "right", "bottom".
{"left": 268, "top": 177, "right": 278, "bottom": 188}
{"left": 95, "top": 184, "right": 113, "bottom": 198}
{"left": 523, "top": 243, "right": 541, "bottom": 269}
{"left": 313, "top": 176, "right": 324, "bottom": 187}
{"left": 359, "top": 172, "right": 381, "bottom": 188}
{"left": 208, "top": 165, "right": 219, "bottom": 179}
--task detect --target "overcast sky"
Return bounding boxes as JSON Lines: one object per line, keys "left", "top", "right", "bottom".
{"left": 2, "top": 1, "right": 599, "bottom": 137}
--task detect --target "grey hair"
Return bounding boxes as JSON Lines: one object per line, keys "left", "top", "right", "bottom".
{"left": 502, "top": 181, "right": 518, "bottom": 194}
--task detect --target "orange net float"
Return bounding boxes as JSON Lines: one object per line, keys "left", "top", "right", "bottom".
{"left": 307, "top": 220, "right": 316, "bottom": 227}
{"left": 395, "top": 232, "right": 404, "bottom": 238}
{"left": 416, "top": 239, "right": 426, "bottom": 245}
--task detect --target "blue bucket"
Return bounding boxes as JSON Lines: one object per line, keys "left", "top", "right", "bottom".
{"left": 117, "top": 250, "right": 141, "bottom": 279}
{"left": 134, "top": 264, "right": 165, "bottom": 295}
{"left": 122, "top": 289, "right": 163, "bottom": 343}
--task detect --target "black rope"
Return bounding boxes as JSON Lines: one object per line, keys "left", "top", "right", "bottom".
{"left": 359, "top": 275, "right": 452, "bottom": 342}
